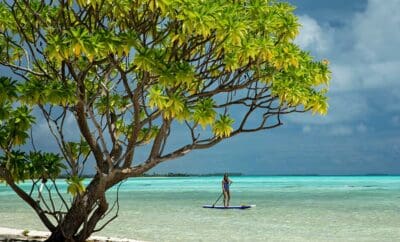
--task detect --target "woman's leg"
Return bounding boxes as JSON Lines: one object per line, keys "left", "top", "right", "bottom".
{"left": 227, "top": 191, "right": 230, "bottom": 207}
{"left": 223, "top": 191, "right": 228, "bottom": 207}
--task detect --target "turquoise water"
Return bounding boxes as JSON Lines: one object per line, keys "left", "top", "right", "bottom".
{"left": 0, "top": 176, "right": 399, "bottom": 241}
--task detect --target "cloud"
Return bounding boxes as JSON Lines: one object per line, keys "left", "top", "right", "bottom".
{"left": 296, "top": 0, "right": 400, "bottom": 92}
{"left": 300, "top": 123, "right": 367, "bottom": 137}
{"left": 28, "top": 109, "right": 81, "bottom": 153}
{"left": 352, "top": 0, "right": 400, "bottom": 62}
{"left": 290, "top": 0, "right": 400, "bottom": 130}
{"left": 332, "top": 61, "right": 400, "bottom": 92}
{"left": 328, "top": 125, "right": 353, "bottom": 136}
{"left": 331, "top": 0, "right": 400, "bottom": 92}
{"left": 287, "top": 92, "right": 369, "bottom": 125}
{"left": 295, "top": 15, "right": 333, "bottom": 55}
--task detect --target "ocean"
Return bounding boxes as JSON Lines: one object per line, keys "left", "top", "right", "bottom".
{"left": 0, "top": 176, "right": 399, "bottom": 241}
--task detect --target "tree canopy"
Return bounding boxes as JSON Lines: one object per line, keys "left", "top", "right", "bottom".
{"left": 0, "top": 0, "right": 330, "bottom": 241}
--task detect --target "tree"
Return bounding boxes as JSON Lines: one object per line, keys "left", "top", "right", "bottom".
{"left": 0, "top": 0, "right": 330, "bottom": 241}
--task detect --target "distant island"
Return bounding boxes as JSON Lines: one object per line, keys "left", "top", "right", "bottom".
{"left": 142, "top": 172, "right": 243, "bottom": 177}
{"left": 56, "top": 172, "right": 243, "bottom": 179}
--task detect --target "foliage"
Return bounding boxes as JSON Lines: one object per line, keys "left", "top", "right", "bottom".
{"left": 0, "top": 150, "right": 65, "bottom": 182}
{"left": 0, "top": 78, "right": 35, "bottom": 148}
{"left": 66, "top": 175, "right": 86, "bottom": 196}
{"left": 213, "top": 115, "right": 234, "bottom": 138}
{"left": 0, "top": 77, "right": 73, "bottom": 190}
{"left": 0, "top": 1, "right": 330, "bottom": 138}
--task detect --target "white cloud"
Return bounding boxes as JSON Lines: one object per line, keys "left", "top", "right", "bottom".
{"left": 296, "top": 0, "right": 400, "bottom": 92}
{"left": 299, "top": 123, "right": 367, "bottom": 136}
{"left": 290, "top": 0, "right": 400, "bottom": 127}
{"left": 352, "top": 0, "right": 400, "bottom": 63}
{"left": 295, "top": 15, "right": 333, "bottom": 55}
{"left": 333, "top": 0, "right": 400, "bottom": 91}
{"left": 328, "top": 125, "right": 353, "bottom": 136}
{"left": 362, "top": 61, "right": 400, "bottom": 89}
{"left": 287, "top": 93, "right": 369, "bottom": 125}
{"left": 295, "top": 118, "right": 371, "bottom": 137}
{"left": 332, "top": 61, "right": 400, "bottom": 92}
{"left": 330, "top": 64, "right": 360, "bottom": 92}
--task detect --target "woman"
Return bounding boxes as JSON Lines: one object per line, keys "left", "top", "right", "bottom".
{"left": 222, "top": 173, "right": 233, "bottom": 207}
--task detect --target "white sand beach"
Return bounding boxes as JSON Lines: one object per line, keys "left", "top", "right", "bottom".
{"left": 0, "top": 227, "right": 143, "bottom": 242}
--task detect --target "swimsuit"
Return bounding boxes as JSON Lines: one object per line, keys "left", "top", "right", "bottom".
{"left": 223, "top": 181, "right": 229, "bottom": 191}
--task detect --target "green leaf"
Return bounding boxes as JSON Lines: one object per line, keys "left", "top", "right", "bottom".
{"left": 66, "top": 175, "right": 86, "bottom": 197}
{"left": 148, "top": 86, "right": 168, "bottom": 110}
{"left": 213, "top": 114, "right": 234, "bottom": 138}
{"left": 192, "top": 98, "right": 216, "bottom": 129}
{"left": 163, "top": 93, "right": 185, "bottom": 119}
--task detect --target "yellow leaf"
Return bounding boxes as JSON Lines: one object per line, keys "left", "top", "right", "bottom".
{"left": 290, "top": 58, "right": 298, "bottom": 68}
{"left": 73, "top": 43, "right": 81, "bottom": 56}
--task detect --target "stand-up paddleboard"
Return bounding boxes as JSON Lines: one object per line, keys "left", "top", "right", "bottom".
{"left": 203, "top": 205, "right": 255, "bottom": 209}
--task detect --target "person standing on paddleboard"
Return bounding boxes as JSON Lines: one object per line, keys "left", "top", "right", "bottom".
{"left": 222, "top": 173, "right": 233, "bottom": 207}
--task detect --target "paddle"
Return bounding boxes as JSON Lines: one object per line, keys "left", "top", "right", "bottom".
{"left": 212, "top": 192, "right": 224, "bottom": 207}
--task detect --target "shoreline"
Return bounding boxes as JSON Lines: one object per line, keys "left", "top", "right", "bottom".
{"left": 0, "top": 227, "right": 144, "bottom": 242}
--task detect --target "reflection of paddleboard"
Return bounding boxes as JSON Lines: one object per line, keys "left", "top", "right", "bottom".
{"left": 203, "top": 205, "right": 256, "bottom": 209}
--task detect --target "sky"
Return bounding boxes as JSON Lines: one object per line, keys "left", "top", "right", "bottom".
{"left": 7, "top": 0, "right": 400, "bottom": 175}
{"left": 151, "top": 0, "right": 400, "bottom": 175}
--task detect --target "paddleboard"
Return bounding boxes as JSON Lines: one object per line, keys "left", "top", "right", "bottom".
{"left": 203, "top": 205, "right": 255, "bottom": 209}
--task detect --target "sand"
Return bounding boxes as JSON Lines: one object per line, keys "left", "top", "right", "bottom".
{"left": 0, "top": 227, "right": 143, "bottom": 242}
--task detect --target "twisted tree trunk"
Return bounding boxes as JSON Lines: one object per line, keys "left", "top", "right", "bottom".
{"left": 46, "top": 175, "right": 110, "bottom": 242}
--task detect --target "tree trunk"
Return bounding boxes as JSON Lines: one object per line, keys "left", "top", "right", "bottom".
{"left": 46, "top": 227, "right": 69, "bottom": 242}
{"left": 45, "top": 175, "right": 109, "bottom": 242}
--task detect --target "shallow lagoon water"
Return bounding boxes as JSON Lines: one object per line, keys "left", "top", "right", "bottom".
{"left": 0, "top": 176, "right": 399, "bottom": 241}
